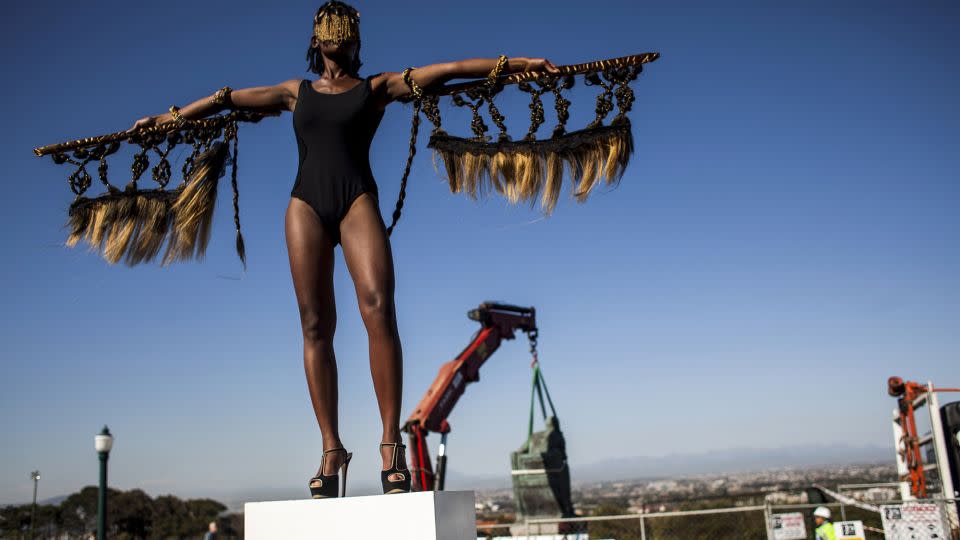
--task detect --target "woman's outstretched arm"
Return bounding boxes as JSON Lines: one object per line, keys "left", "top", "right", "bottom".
{"left": 374, "top": 56, "right": 560, "bottom": 105}
{"left": 126, "top": 79, "right": 303, "bottom": 132}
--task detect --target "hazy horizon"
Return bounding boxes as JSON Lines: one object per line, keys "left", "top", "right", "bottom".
{"left": 5, "top": 442, "right": 893, "bottom": 507}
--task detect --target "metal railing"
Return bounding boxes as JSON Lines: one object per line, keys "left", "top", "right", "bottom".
{"left": 476, "top": 498, "right": 960, "bottom": 539}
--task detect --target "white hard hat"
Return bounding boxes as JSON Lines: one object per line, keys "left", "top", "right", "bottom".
{"left": 813, "top": 506, "right": 831, "bottom": 519}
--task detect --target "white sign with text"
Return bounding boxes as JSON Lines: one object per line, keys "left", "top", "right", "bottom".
{"left": 880, "top": 502, "right": 946, "bottom": 540}
{"left": 771, "top": 512, "right": 807, "bottom": 540}
{"left": 834, "top": 520, "right": 865, "bottom": 540}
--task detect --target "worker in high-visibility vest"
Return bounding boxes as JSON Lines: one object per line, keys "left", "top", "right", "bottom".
{"left": 813, "top": 506, "right": 837, "bottom": 540}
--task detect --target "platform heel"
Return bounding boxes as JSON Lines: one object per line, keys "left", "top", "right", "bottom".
{"left": 309, "top": 447, "right": 352, "bottom": 499}
{"left": 380, "top": 442, "right": 412, "bottom": 494}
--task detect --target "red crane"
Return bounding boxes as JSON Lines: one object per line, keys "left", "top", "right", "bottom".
{"left": 888, "top": 376, "right": 960, "bottom": 499}
{"left": 403, "top": 301, "right": 538, "bottom": 491}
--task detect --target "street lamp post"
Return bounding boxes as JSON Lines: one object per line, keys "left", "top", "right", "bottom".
{"left": 95, "top": 426, "right": 114, "bottom": 540}
{"left": 29, "top": 470, "right": 40, "bottom": 540}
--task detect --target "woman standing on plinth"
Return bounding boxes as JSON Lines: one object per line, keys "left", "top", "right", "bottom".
{"left": 129, "top": 0, "right": 558, "bottom": 498}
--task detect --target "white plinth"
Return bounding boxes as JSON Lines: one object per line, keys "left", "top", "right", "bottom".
{"left": 244, "top": 490, "right": 477, "bottom": 540}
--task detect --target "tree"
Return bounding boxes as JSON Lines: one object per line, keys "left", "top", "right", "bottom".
{"left": 0, "top": 486, "right": 234, "bottom": 540}
{"left": 58, "top": 485, "right": 108, "bottom": 538}
{"left": 183, "top": 498, "right": 227, "bottom": 536}
{"left": 111, "top": 488, "right": 154, "bottom": 538}
{"left": 151, "top": 494, "right": 189, "bottom": 538}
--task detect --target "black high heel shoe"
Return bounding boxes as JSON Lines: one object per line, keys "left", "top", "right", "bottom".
{"left": 380, "top": 442, "right": 411, "bottom": 494}
{"left": 309, "top": 447, "right": 352, "bottom": 499}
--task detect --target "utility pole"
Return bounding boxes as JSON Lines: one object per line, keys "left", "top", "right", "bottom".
{"left": 29, "top": 470, "right": 40, "bottom": 540}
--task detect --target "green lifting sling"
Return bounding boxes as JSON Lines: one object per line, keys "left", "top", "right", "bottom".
{"left": 510, "top": 362, "right": 575, "bottom": 519}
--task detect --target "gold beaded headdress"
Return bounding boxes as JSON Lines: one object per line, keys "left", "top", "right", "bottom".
{"left": 313, "top": 1, "right": 360, "bottom": 45}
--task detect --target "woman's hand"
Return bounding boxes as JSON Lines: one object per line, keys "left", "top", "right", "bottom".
{"left": 522, "top": 58, "right": 560, "bottom": 75}
{"left": 126, "top": 113, "right": 172, "bottom": 133}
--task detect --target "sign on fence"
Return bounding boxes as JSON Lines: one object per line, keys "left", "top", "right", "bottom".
{"left": 834, "top": 520, "right": 865, "bottom": 540}
{"left": 880, "top": 502, "right": 946, "bottom": 540}
{"left": 771, "top": 512, "right": 807, "bottom": 540}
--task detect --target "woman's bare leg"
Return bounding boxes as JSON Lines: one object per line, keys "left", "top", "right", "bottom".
{"left": 339, "top": 193, "right": 407, "bottom": 481}
{"left": 285, "top": 197, "right": 348, "bottom": 477}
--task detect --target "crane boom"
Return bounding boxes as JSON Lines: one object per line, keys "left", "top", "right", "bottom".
{"left": 403, "top": 301, "right": 537, "bottom": 491}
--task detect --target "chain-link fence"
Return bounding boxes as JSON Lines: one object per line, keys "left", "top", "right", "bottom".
{"left": 476, "top": 498, "right": 960, "bottom": 540}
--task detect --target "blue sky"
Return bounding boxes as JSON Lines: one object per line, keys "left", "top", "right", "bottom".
{"left": 2, "top": 0, "right": 958, "bottom": 504}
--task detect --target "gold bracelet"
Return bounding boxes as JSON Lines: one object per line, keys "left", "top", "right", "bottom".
{"left": 402, "top": 67, "right": 423, "bottom": 99}
{"left": 168, "top": 105, "right": 186, "bottom": 125}
{"left": 211, "top": 86, "right": 234, "bottom": 107}
{"left": 485, "top": 55, "right": 508, "bottom": 89}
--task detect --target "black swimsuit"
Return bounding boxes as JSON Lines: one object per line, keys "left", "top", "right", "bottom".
{"left": 291, "top": 74, "right": 384, "bottom": 244}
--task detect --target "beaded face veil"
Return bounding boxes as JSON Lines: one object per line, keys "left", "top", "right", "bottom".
{"left": 313, "top": 1, "right": 360, "bottom": 45}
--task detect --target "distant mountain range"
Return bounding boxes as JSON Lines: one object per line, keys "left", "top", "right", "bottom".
{"left": 443, "top": 443, "right": 892, "bottom": 491}
{"left": 570, "top": 443, "right": 892, "bottom": 483}
{"left": 0, "top": 494, "right": 68, "bottom": 509}
{"left": 37, "top": 494, "right": 69, "bottom": 506}
{"left": 7, "top": 444, "right": 892, "bottom": 510}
